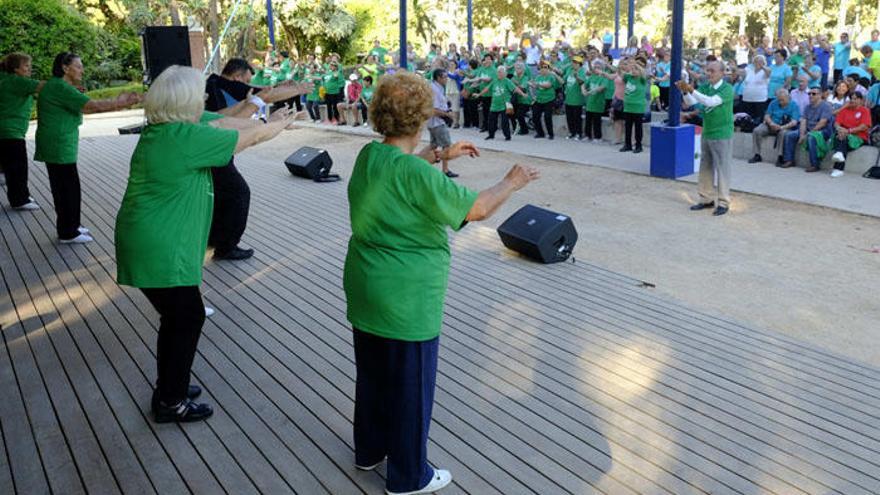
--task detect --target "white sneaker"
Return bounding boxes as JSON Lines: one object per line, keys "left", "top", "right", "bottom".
{"left": 59, "top": 234, "right": 93, "bottom": 244}
{"left": 386, "top": 469, "right": 452, "bottom": 495}
{"left": 830, "top": 169, "right": 844, "bottom": 178}
{"left": 13, "top": 200, "right": 40, "bottom": 211}
{"left": 78, "top": 226, "right": 90, "bottom": 234}
{"left": 362, "top": 122, "right": 369, "bottom": 127}
{"left": 204, "top": 307, "right": 215, "bottom": 317}
{"left": 831, "top": 151, "right": 845, "bottom": 163}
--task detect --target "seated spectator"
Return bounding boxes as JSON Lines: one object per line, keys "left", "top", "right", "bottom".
{"left": 740, "top": 55, "right": 771, "bottom": 123}
{"left": 749, "top": 88, "right": 801, "bottom": 165}
{"left": 830, "top": 91, "right": 872, "bottom": 178}
{"left": 358, "top": 75, "right": 374, "bottom": 126}
{"left": 828, "top": 80, "right": 850, "bottom": 111}
{"left": 860, "top": 45, "right": 880, "bottom": 80}
{"left": 790, "top": 76, "right": 810, "bottom": 114}
{"left": 842, "top": 58, "right": 871, "bottom": 81}
{"left": 337, "top": 73, "right": 362, "bottom": 126}
{"left": 844, "top": 75, "right": 868, "bottom": 98}
{"left": 785, "top": 87, "right": 834, "bottom": 172}
{"left": 867, "top": 80, "right": 880, "bottom": 127}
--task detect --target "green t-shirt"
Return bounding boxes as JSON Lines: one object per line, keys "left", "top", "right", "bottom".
{"left": 34, "top": 77, "right": 90, "bottom": 164}
{"left": 361, "top": 86, "right": 374, "bottom": 103}
{"left": 534, "top": 74, "right": 559, "bottom": 104}
{"left": 622, "top": 74, "right": 647, "bottom": 114}
{"left": 306, "top": 69, "right": 323, "bottom": 101}
{"left": 602, "top": 72, "right": 615, "bottom": 100}
{"left": 585, "top": 74, "right": 608, "bottom": 113}
{"left": 369, "top": 47, "right": 388, "bottom": 64}
{"left": 488, "top": 78, "right": 517, "bottom": 112}
{"left": 323, "top": 69, "right": 345, "bottom": 94}
{"left": 512, "top": 72, "right": 533, "bottom": 105}
{"left": 697, "top": 81, "right": 735, "bottom": 140}
{"left": 563, "top": 67, "right": 585, "bottom": 106}
{"left": 115, "top": 121, "right": 238, "bottom": 288}
{"left": 504, "top": 51, "right": 520, "bottom": 67}
{"left": 278, "top": 59, "right": 291, "bottom": 81}
{"left": 476, "top": 65, "right": 496, "bottom": 91}
{"left": 250, "top": 70, "right": 271, "bottom": 86}
{"left": 0, "top": 72, "right": 40, "bottom": 140}
{"left": 344, "top": 141, "right": 478, "bottom": 342}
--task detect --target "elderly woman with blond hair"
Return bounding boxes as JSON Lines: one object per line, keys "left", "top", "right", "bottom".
{"left": 114, "top": 65, "right": 293, "bottom": 423}
{"left": 344, "top": 71, "right": 539, "bottom": 494}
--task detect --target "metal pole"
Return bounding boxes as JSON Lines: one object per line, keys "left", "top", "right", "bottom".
{"left": 266, "top": 0, "right": 275, "bottom": 47}
{"left": 777, "top": 0, "right": 784, "bottom": 41}
{"left": 467, "top": 0, "right": 473, "bottom": 52}
{"left": 628, "top": 0, "right": 635, "bottom": 42}
{"left": 400, "top": 0, "right": 407, "bottom": 69}
{"left": 668, "top": 0, "right": 684, "bottom": 127}
{"left": 614, "top": 0, "right": 620, "bottom": 50}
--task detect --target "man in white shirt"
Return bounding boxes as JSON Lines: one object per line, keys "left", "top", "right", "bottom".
{"left": 428, "top": 69, "right": 457, "bottom": 177}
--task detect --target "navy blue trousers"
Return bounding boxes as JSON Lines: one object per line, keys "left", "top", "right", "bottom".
{"left": 353, "top": 328, "right": 438, "bottom": 493}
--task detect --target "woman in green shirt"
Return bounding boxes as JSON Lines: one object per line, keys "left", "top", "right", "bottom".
{"left": 345, "top": 71, "right": 538, "bottom": 495}
{"left": 620, "top": 58, "right": 648, "bottom": 153}
{"left": 510, "top": 62, "right": 533, "bottom": 135}
{"left": 563, "top": 56, "right": 586, "bottom": 140}
{"left": 357, "top": 75, "right": 374, "bottom": 126}
{"left": 476, "top": 65, "right": 526, "bottom": 140}
{"left": 530, "top": 61, "right": 563, "bottom": 139}
{"left": 0, "top": 52, "right": 44, "bottom": 210}
{"left": 34, "top": 52, "right": 140, "bottom": 243}
{"left": 322, "top": 61, "right": 346, "bottom": 123}
{"left": 115, "top": 65, "right": 293, "bottom": 423}
{"left": 305, "top": 63, "right": 324, "bottom": 121}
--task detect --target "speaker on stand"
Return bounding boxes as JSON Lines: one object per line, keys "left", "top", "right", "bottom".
{"left": 497, "top": 204, "right": 578, "bottom": 263}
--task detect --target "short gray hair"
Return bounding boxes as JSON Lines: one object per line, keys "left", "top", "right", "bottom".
{"left": 145, "top": 65, "right": 205, "bottom": 124}
{"left": 753, "top": 54, "right": 766, "bottom": 66}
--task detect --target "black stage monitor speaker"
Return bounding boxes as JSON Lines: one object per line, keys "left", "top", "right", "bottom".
{"left": 142, "top": 26, "right": 191, "bottom": 84}
{"left": 284, "top": 146, "right": 340, "bottom": 182}
{"left": 497, "top": 204, "right": 578, "bottom": 263}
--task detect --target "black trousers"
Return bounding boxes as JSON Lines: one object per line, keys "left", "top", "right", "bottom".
{"left": 585, "top": 111, "right": 603, "bottom": 140}
{"left": 462, "top": 98, "right": 479, "bottom": 128}
{"left": 479, "top": 96, "right": 492, "bottom": 130}
{"left": 357, "top": 102, "right": 368, "bottom": 122}
{"left": 532, "top": 101, "right": 555, "bottom": 137}
{"left": 141, "top": 286, "right": 206, "bottom": 404}
{"left": 833, "top": 69, "right": 843, "bottom": 85}
{"left": 0, "top": 138, "right": 31, "bottom": 207}
{"left": 210, "top": 160, "right": 250, "bottom": 254}
{"left": 306, "top": 100, "right": 320, "bottom": 120}
{"left": 740, "top": 100, "right": 769, "bottom": 124}
{"left": 45, "top": 163, "right": 81, "bottom": 240}
{"left": 512, "top": 102, "right": 529, "bottom": 133}
{"left": 659, "top": 86, "right": 670, "bottom": 109}
{"left": 488, "top": 110, "right": 511, "bottom": 139}
{"left": 565, "top": 104, "right": 583, "bottom": 137}
{"left": 623, "top": 112, "right": 644, "bottom": 147}
{"left": 325, "top": 92, "right": 342, "bottom": 120}
{"left": 353, "top": 329, "right": 438, "bottom": 493}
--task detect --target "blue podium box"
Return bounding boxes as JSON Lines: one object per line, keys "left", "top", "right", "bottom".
{"left": 649, "top": 123, "right": 695, "bottom": 179}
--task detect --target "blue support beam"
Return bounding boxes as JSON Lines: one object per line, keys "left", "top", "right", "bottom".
{"left": 399, "top": 0, "right": 407, "bottom": 69}
{"left": 614, "top": 0, "right": 620, "bottom": 49}
{"left": 266, "top": 0, "right": 275, "bottom": 46}
{"left": 467, "top": 0, "right": 473, "bottom": 52}
{"left": 628, "top": 0, "right": 635, "bottom": 42}
{"left": 669, "top": 0, "right": 684, "bottom": 126}
{"left": 777, "top": 0, "right": 784, "bottom": 41}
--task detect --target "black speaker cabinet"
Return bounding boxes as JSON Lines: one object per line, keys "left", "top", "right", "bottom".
{"left": 142, "top": 26, "right": 191, "bottom": 84}
{"left": 497, "top": 204, "right": 578, "bottom": 263}
{"left": 285, "top": 146, "right": 333, "bottom": 179}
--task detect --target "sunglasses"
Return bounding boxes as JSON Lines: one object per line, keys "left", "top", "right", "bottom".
{"left": 808, "top": 91, "right": 820, "bottom": 95}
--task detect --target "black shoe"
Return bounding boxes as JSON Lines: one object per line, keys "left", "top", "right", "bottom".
{"left": 619, "top": 145, "right": 633, "bottom": 152}
{"left": 775, "top": 155, "right": 784, "bottom": 166}
{"left": 547, "top": 135, "right": 554, "bottom": 140}
{"left": 633, "top": 145, "right": 643, "bottom": 154}
{"left": 151, "top": 385, "right": 203, "bottom": 412}
{"left": 213, "top": 246, "right": 254, "bottom": 260}
{"left": 712, "top": 206, "right": 729, "bottom": 216}
{"left": 748, "top": 154, "right": 762, "bottom": 164}
{"left": 689, "top": 202, "right": 715, "bottom": 211}
{"left": 445, "top": 171, "right": 459, "bottom": 178}
{"left": 534, "top": 134, "right": 545, "bottom": 139}
{"left": 479, "top": 128, "right": 487, "bottom": 132}
{"left": 153, "top": 398, "right": 213, "bottom": 423}
{"left": 517, "top": 130, "right": 529, "bottom": 135}
{"left": 485, "top": 136, "right": 494, "bottom": 140}
{"left": 504, "top": 136, "right": 511, "bottom": 141}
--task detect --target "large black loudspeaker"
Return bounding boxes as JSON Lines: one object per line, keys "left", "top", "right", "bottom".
{"left": 142, "top": 26, "right": 191, "bottom": 84}
{"left": 284, "top": 146, "right": 339, "bottom": 181}
{"left": 497, "top": 204, "right": 578, "bottom": 263}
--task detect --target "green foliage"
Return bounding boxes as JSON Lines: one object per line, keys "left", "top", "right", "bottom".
{"left": 0, "top": 0, "right": 98, "bottom": 81}
{"left": 277, "top": 0, "right": 357, "bottom": 58}
{"left": 84, "top": 81, "right": 144, "bottom": 99}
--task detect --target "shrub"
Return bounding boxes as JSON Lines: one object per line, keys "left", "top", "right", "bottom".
{"left": 0, "top": 0, "right": 99, "bottom": 81}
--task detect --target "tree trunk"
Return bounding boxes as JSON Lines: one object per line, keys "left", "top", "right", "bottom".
{"left": 169, "top": 1, "right": 182, "bottom": 26}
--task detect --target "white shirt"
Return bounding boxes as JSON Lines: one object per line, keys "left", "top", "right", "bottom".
{"left": 742, "top": 65, "right": 770, "bottom": 102}
{"left": 524, "top": 46, "right": 542, "bottom": 64}
{"left": 428, "top": 81, "right": 448, "bottom": 128}
{"left": 735, "top": 45, "right": 750, "bottom": 66}
{"left": 683, "top": 79, "right": 724, "bottom": 109}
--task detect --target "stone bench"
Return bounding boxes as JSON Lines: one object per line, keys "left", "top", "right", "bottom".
{"left": 731, "top": 132, "right": 877, "bottom": 174}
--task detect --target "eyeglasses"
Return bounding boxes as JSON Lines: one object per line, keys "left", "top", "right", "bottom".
{"left": 808, "top": 91, "right": 820, "bottom": 95}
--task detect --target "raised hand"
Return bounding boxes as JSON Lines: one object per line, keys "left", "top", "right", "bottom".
{"left": 504, "top": 164, "right": 540, "bottom": 190}
{"left": 445, "top": 141, "right": 480, "bottom": 161}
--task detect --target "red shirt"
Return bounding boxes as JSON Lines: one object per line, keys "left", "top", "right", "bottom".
{"left": 835, "top": 105, "right": 872, "bottom": 141}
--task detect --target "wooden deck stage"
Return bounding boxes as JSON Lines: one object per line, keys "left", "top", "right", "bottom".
{"left": 1, "top": 135, "right": 879, "bottom": 494}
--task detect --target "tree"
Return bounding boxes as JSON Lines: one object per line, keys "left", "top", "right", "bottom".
{"left": 468, "top": 0, "right": 579, "bottom": 42}
{"left": 276, "top": 0, "right": 356, "bottom": 59}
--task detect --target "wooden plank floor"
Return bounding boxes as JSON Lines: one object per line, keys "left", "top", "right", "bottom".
{"left": 2, "top": 134, "right": 880, "bottom": 494}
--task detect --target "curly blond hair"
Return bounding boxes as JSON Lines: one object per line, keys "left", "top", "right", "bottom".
{"left": 369, "top": 71, "right": 433, "bottom": 137}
